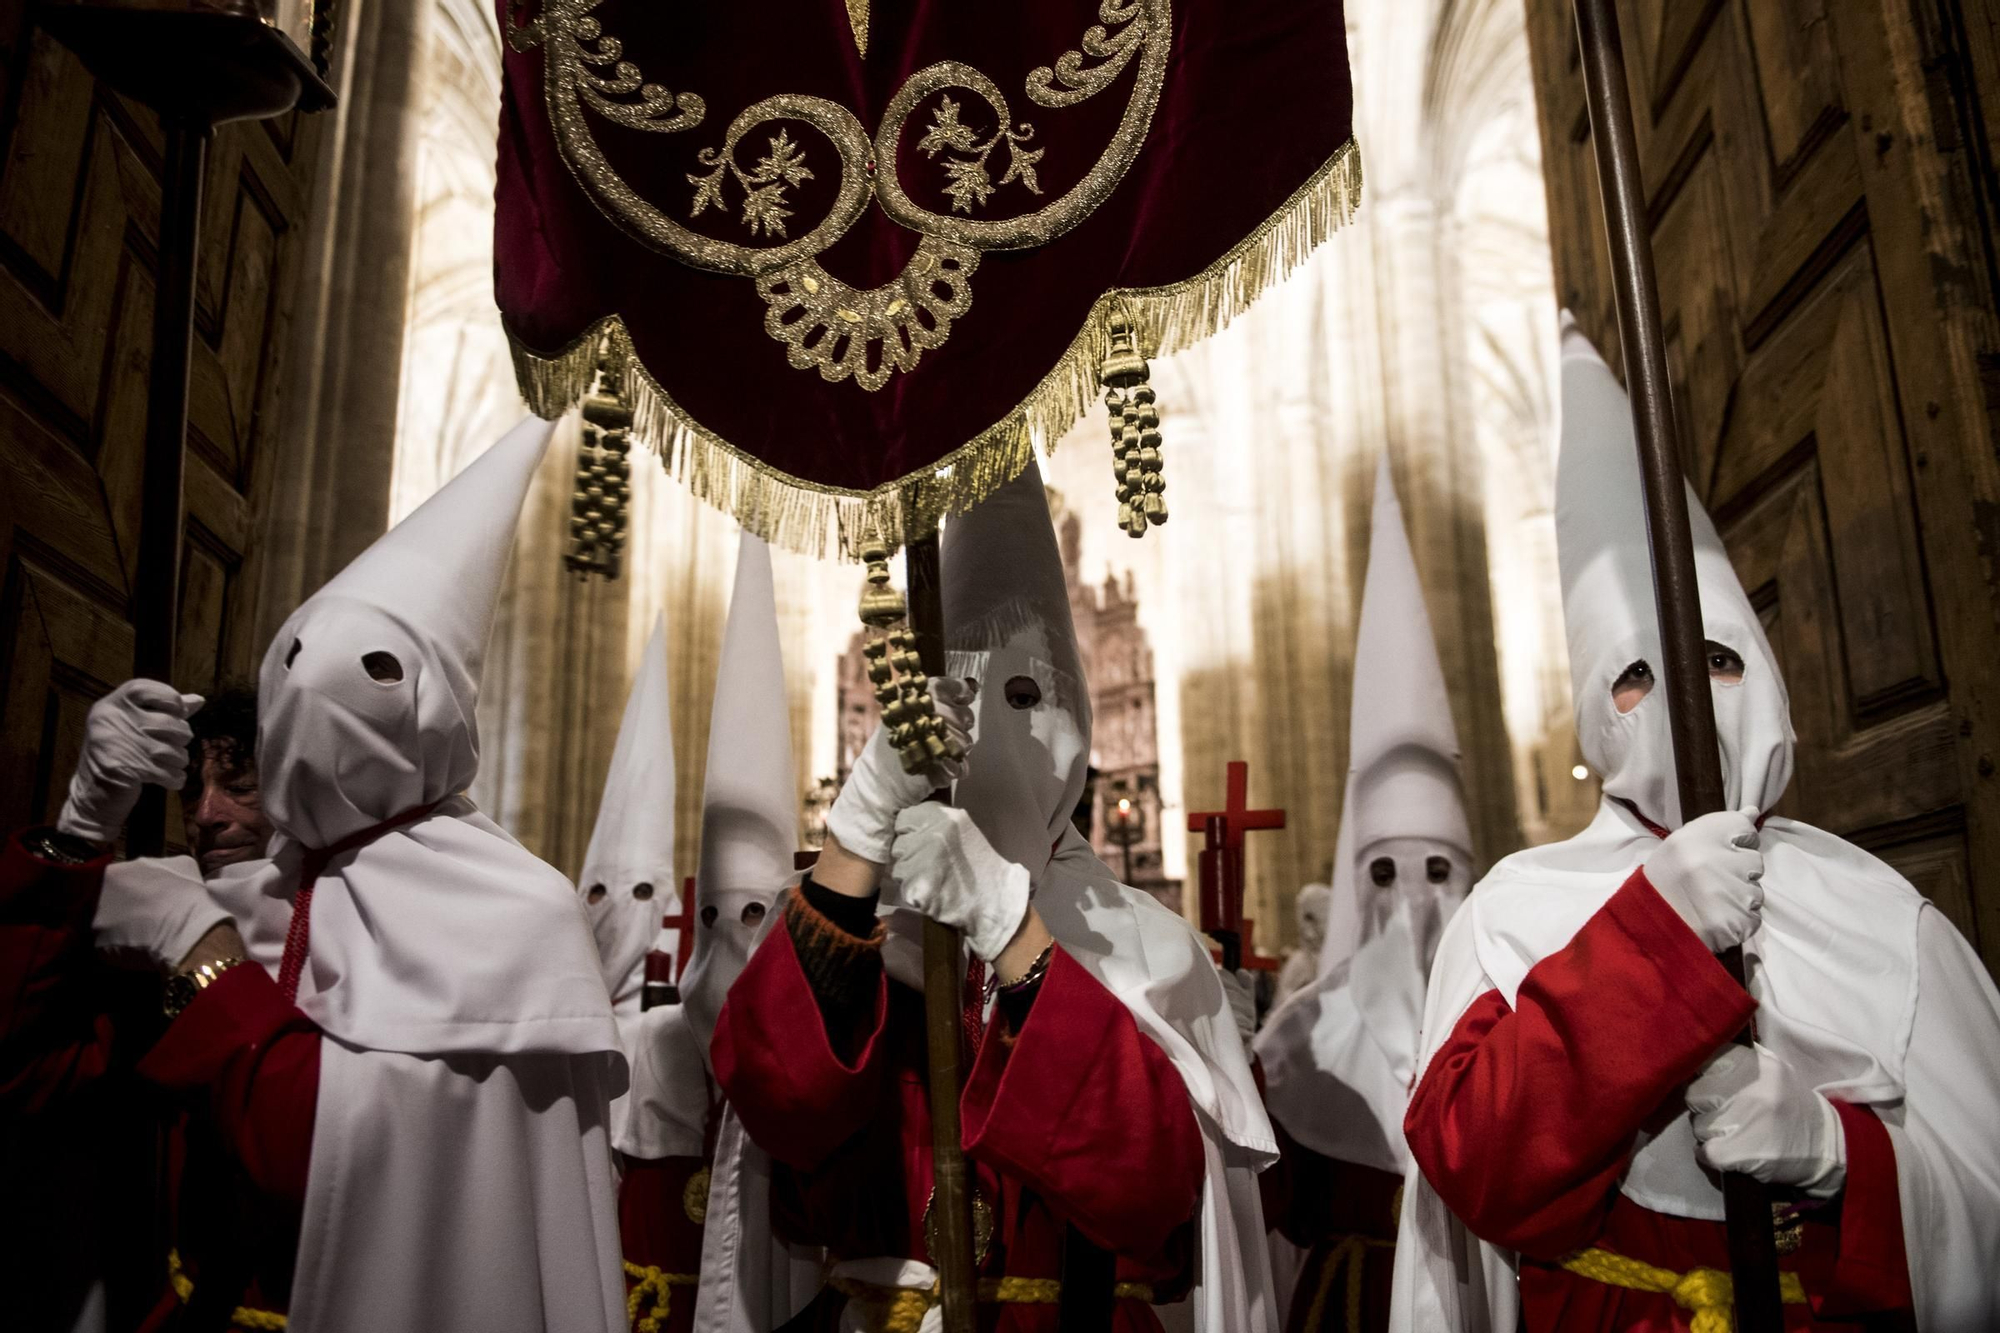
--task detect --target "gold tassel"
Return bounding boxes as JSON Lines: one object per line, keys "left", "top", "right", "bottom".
{"left": 857, "top": 531, "right": 967, "bottom": 775}
{"left": 511, "top": 139, "right": 1363, "bottom": 561}
{"left": 565, "top": 337, "right": 633, "bottom": 580}
{"left": 1099, "top": 309, "right": 1165, "bottom": 538}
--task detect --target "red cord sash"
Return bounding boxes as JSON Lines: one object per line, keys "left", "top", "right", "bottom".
{"left": 277, "top": 800, "right": 444, "bottom": 1004}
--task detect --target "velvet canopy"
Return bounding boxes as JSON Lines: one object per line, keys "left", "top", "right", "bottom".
{"left": 494, "top": 0, "right": 1356, "bottom": 555}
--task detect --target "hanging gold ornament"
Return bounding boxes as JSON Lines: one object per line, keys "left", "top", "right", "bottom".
{"left": 566, "top": 338, "right": 633, "bottom": 580}
{"left": 856, "top": 531, "right": 967, "bottom": 775}
{"left": 1099, "top": 310, "right": 1166, "bottom": 538}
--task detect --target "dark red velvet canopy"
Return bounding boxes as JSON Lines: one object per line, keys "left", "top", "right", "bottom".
{"left": 494, "top": 0, "right": 1356, "bottom": 554}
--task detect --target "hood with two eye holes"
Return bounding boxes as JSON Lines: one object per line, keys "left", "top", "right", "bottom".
{"left": 1555, "top": 314, "right": 1793, "bottom": 828}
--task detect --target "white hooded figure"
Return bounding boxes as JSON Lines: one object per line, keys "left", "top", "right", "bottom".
{"left": 204, "top": 416, "right": 629, "bottom": 1333}
{"left": 1255, "top": 454, "right": 1476, "bottom": 1183}
{"left": 631, "top": 533, "right": 826, "bottom": 1327}
{"left": 580, "top": 611, "right": 680, "bottom": 1148}
{"left": 945, "top": 461, "right": 1281, "bottom": 1333}
{"left": 1273, "top": 882, "right": 1332, "bottom": 1004}
{"left": 1388, "top": 319, "right": 2000, "bottom": 1332}
{"left": 697, "top": 461, "right": 1282, "bottom": 1333}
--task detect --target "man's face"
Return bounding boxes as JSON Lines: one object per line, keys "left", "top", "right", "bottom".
{"left": 182, "top": 741, "right": 272, "bottom": 877}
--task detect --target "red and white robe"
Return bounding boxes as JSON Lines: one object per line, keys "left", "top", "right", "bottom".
{"left": 1391, "top": 801, "right": 2000, "bottom": 1332}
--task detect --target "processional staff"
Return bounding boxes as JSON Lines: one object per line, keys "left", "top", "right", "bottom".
{"left": 1571, "top": 1, "right": 1783, "bottom": 1326}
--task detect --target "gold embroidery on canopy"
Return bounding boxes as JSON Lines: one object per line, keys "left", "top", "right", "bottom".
{"left": 846, "top": 0, "right": 871, "bottom": 58}
{"left": 507, "top": 138, "right": 1364, "bottom": 560}
{"left": 509, "top": 0, "right": 1171, "bottom": 388}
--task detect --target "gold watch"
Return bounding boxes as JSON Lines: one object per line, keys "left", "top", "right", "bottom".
{"left": 163, "top": 956, "right": 250, "bottom": 1019}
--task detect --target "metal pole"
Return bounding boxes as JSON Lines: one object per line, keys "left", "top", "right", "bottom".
{"left": 124, "top": 115, "right": 209, "bottom": 859}
{"left": 903, "top": 521, "right": 977, "bottom": 1333}
{"left": 1570, "top": 2, "right": 1781, "bottom": 1327}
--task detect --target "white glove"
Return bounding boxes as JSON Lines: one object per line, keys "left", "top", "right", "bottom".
{"left": 886, "top": 803, "right": 1029, "bottom": 963}
{"left": 826, "top": 677, "right": 973, "bottom": 863}
{"left": 1643, "top": 807, "right": 1764, "bottom": 950}
{"left": 57, "top": 680, "right": 205, "bottom": 844}
{"left": 94, "top": 855, "right": 232, "bottom": 971}
{"left": 1219, "top": 966, "right": 1257, "bottom": 1046}
{"left": 1688, "top": 1042, "right": 1846, "bottom": 1197}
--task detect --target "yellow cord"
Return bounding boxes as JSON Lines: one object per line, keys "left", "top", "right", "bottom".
{"left": 828, "top": 1272, "right": 1157, "bottom": 1333}
{"left": 623, "top": 1260, "right": 700, "bottom": 1333}
{"left": 165, "top": 1250, "right": 288, "bottom": 1331}
{"left": 1559, "top": 1247, "right": 1808, "bottom": 1333}
{"left": 1297, "top": 1233, "right": 1395, "bottom": 1331}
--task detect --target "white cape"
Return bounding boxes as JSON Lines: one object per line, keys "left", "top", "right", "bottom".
{"left": 694, "top": 831, "right": 1281, "bottom": 1333}
{"left": 1388, "top": 798, "right": 2000, "bottom": 1332}
{"left": 616, "top": 1001, "right": 711, "bottom": 1162}
{"left": 204, "top": 798, "right": 629, "bottom": 1333}
{"left": 1254, "top": 900, "right": 1428, "bottom": 1176}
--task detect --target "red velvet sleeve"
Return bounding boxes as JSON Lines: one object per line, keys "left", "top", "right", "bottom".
{"left": 0, "top": 830, "right": 117, "bottom": 1115}
{"left": 1813, "top": 1101, "right": 1914, "bottom": 1317}
{"left": 1404, "top": 869, "right": 1756, "bottom": 1259}
{"left": 960, "top": 948, "right": 1204, "bottom": 1258}
{"left": 711, "top": 922, "right": 891, "bottom": 1171}
{"left": 138, "top": 963, "right": 319, "bottom": 1209}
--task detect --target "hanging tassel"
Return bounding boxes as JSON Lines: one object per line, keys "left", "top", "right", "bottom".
{"left": 566, "top": 338, "right": 633, "bottom": 580}
{"left": 1098, "top": 310, "right": 1166, "bottom": 538}
{"left": 857, "top": 532, "right": 967, "bottom": 775}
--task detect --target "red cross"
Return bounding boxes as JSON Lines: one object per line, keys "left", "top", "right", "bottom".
{"left": 1187, "top": 760, "right": 1286, "bottom": 847}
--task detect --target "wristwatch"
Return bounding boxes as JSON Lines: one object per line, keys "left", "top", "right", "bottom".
{"left": 163, "top": 956, "right": 250, "bottom": 1020}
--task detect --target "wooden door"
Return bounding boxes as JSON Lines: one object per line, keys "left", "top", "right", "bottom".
{"left": 0, "top": 10, "right": 321, "bottom": 844}
{"left": 1526, "top": 0, "right": 2000, "bottom": 974}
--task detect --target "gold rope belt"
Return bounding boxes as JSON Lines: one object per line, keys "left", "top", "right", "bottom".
{"left": 828, "top": 1272, "right": 1158, "bottom": 1333}
{"left": 1558, "top": 1247, "right": 1808, "bottom": 1333}
{"left": 624, "top": 1260, "right": 700, "bottom": 1333}
{"left": 1298, "top": 1232, "right": 1395, "bottom": 1332}
{"left": 166, "top": 1249, "right": 288, "bottom": 1331}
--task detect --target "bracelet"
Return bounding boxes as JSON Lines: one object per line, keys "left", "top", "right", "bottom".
{"left": 22, "top": 826, "right": 100, "bottom": 866}
{"left": 996, "top": 941, "right": 1056, "bottom": 996}
{"left": 163, "top": 955, "right": 250, "bottom": 1020}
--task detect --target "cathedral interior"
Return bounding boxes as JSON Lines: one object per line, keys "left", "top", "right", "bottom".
{"left": 2, "top": 0, "right": 1997, "bottom": 987}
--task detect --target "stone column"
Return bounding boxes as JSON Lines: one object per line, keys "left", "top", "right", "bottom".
{"left": 247, "top": 0, "right": 428, "bottom": 646}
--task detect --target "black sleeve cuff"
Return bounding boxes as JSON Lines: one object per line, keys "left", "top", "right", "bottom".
{"left": 800, "top": 875, "right": 881, "bottom": 940}
{"left": 995, "top": 974, "right": 1043, "bottom": 1034}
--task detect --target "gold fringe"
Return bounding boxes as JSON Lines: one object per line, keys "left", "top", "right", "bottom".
{"left": 508, "top": 138, "right": 1363, "bottom": 560}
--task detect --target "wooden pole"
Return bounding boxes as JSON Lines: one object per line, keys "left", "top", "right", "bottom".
{"left": 903, "top": 521, "right": 977, "bottom": 1333}
{"left": 123, "top": 115, "right": 210, "bottom": 859}
{"left": 1570, "top": 2, "right": 1782, "bottom": 1327}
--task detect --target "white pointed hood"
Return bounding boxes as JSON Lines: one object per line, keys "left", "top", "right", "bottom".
{"left": 258, "top": 415, "right": 558, "bottom": 848}
{"left": 1255, "top": 456, "right": 1473, "bottom": 1174}
{"left": 941, "top": 458, "right": 1090, "bottom": 880}
{"left": 1345, "top": 454, "right": 1474, "bottom": 957}
{"left": 581, "top": 613, "right": 679, "bottom": 1012}
{"left": 210, "top": 414, "right": 629, "bottom": 1333}
{"left": 680, "top": 532, "right": 796, "bottom": 1065}
{"left": 1556, "top": 315, "right": 1792, "bottom": 827}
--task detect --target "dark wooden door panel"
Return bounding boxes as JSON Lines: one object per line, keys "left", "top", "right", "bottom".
{"left": 0, "top": 14, "right": 318, "bottom": 830}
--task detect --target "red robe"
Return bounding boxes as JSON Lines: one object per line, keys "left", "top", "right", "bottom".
{"left": 1403, "top": 868, "right": 1915, "bottom": 1331}
{"left": 0, "top": 829, "right": 317, "bottom": 1330}
{"left": 712, "top": 913, "right": 1205, "bottom": 1332}
{"left": 619, "top": 1078, "right": 718, "bottom": 1333}
{"left": 1261, "top": 1112, "right": 1398, "bottom": 1333}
